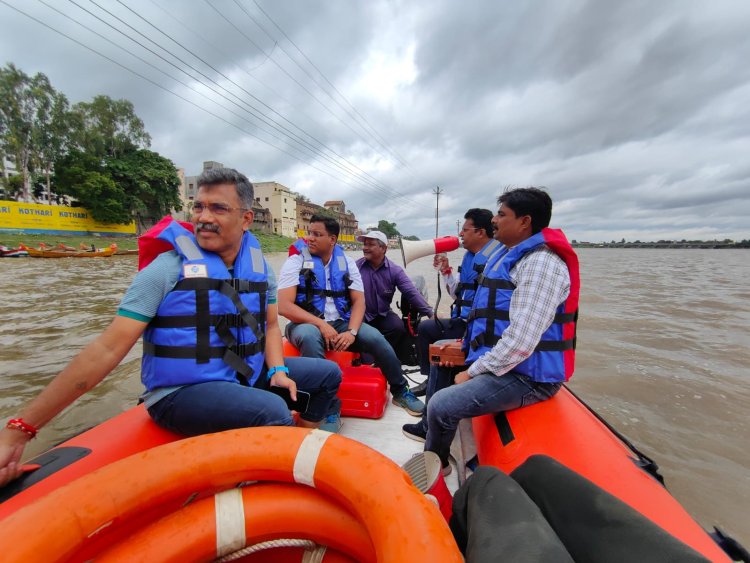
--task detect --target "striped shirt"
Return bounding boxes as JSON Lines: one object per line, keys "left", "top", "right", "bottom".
{"left": 467, "top": 246, "right": 570, "bottom": 378}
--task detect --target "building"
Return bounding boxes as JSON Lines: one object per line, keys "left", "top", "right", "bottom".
{"left": 323, "top": 200, "right": 358, "bottom": 243}
{"left": 254, "top": 181, "right": 297, "bottom": 238}
{"left": 181, "top": 160, "right": 225, "bottom": 212}
{"left": 295, "top": 198, "right": 323, "bottom": 238}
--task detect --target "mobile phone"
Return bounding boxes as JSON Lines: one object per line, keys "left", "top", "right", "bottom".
{"left": 269, "top": 385, "right": 311, "bottom": 413}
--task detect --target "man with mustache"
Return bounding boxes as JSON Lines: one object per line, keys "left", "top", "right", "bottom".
{"left": 0, "top": 168, "right": 342, "bottom": 487}
{"left": 278, "top": 215, "right": 425, "bottom": 424}
{"left": 355, "top": 230, "right": 433, "bottom": 366}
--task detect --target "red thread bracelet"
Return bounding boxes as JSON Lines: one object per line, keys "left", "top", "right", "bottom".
{"left": 6, "top": 418, "right": 38, "bottom": 438}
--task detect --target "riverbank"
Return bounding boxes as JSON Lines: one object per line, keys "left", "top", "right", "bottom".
{"left": 0, "top": 230, "right": 297, "bottom": 253}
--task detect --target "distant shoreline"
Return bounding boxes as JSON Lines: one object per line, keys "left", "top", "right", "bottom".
{"left": 573, "top": 242, "right": 748, "bottom": 249}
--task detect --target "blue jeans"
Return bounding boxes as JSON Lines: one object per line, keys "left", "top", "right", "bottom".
{"left": 286, "top": 319, "right": 408, "bottom": 393}
{"left": 413, "top": 363, "right": 462, "bottom": 434}
{"left": 416, "top": 317, "right": 466, "bottom": 375}
{"left": 147, "top": 356, "right": 342, "bottom": 436}
{"left": 425, "top": 372, "right": 561, "bottom": 465}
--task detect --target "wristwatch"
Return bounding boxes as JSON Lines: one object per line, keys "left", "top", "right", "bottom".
{"left": 348, "top": 328, "right": 358, "bottom": 337}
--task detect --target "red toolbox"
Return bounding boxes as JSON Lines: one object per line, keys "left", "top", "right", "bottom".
{"left": 282, "top": 341, "right": 387, "bottom": 419}
{"left": 338, "top": 362, "right": 387, "bottom": 419}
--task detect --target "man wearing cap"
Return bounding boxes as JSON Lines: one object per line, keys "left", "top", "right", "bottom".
{"left": 356, "top": 230, "right": 433, "bottom": 365}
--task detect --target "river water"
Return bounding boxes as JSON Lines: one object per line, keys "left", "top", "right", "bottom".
{"left": 1, "top": 248, "right": 748, "bottom": 545}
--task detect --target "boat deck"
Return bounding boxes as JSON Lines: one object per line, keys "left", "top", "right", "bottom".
{"left": 338, "top": 370, "right": 468, "bottom": 493}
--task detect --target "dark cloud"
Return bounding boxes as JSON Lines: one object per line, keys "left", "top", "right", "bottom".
{"left": 1, "top": 0, "right": 749, "bottom": 241}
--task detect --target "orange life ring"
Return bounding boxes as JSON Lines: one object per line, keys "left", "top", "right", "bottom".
{"left": 95, "top": 482, "right": 372, "bottom": 562}
{"left": 0, "top": 427, "right": 461, "bottom": 562}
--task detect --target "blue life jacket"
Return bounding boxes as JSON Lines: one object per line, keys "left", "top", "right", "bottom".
{"left": 141, "top": 221, "right": 268, "bottom": 390}
{"left": 465, "top": 229, "right": 579, "bottom": 382}
{"left": 291, "top": 239, "right": 352, "bottom": 321}
{"left": 452, "top": 239, "right": 502, "bottom": 319}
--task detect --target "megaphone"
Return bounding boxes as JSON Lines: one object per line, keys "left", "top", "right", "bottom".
{"left": 399, "top": 236, "right": 460, "bottom": 266}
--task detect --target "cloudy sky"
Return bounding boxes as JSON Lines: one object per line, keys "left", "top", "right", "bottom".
{"left": 2, "top": 0, "right": 749, "bottom": 242}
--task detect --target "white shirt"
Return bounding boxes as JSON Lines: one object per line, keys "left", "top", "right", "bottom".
{"left": 278, "top": 252, "right": 364, "bottom": 321}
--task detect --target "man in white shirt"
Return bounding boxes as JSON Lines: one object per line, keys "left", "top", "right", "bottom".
{"left": 278, "top": 214, "right": 425, "bottom": 417}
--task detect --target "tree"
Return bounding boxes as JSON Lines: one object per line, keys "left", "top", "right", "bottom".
{"left": 0, "top": 63, "right": 43, "bottom": 200}
{"left": 376, "top": 219, "right": 401, "bottom": 239}
{"left": 69, "top": 95, "right": 151, "bottom": 158}
{"left": 106, "top": 149, "right": 181, "bottom": 230}
{"left": 55, "top": 148, "right": 181, "bottom": 227}
{"left": 33, "top": 87, "right": 70, "bottom": 203}
{"left": 54, "top": 150, "right": 131, "bottom": 223}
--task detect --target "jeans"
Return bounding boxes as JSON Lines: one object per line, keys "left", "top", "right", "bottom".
{"left": 286, "top": 319, "right": 408, "bottom": 393}
{"left": 416, "top": 317, "right": 466, "bottom": 375}
{"left": 147, "top": 356, "right": 342, "bottom": 436}
{"left": 425, "top": 371, "right": 561, "bottom": 465}
{"left": 365, "top": 311, "right": 411, "bottom": 365}
{"left": 413, "top": 363, "right": 462, "bottom": 434}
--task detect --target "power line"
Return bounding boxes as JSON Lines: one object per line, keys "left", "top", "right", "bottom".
{"left": 0, "top": 0, "right": 414, "bottom": 198}
{"left": 64, "top": 0, "right": 411, "bottom": 199}
{"left": 242, "top": 0, "right": 411, "bottom": 169}
{"left": 202, "top": 0, "right": 399, "bottom": 168}
{"left": 112, "top": 0, "right": 407, "bottom": 201}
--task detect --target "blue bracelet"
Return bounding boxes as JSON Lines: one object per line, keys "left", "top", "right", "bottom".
{"left": 267, "top": 365, "right": 289, "bottom": 380}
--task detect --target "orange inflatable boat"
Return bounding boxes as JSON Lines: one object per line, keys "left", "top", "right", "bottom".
{"left": 473, "top": 385, "right": 740, "bottom": 561}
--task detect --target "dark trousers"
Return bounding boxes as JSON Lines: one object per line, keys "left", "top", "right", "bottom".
{"left": 451, "top": 455, "right": 709, "bottom": 563}
{"left": 366, "top": 311, "right": 411, "bottom": 364}
{"left": 416, "top": 317, "right": 466, "bottom": 375}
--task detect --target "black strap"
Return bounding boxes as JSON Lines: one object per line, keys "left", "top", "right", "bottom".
{"left": 476, "top": 275, "right": 516, "bottom": 290}
{"left": 143, "top": 341, "right": 263, "bottom": 360}
{"left": 471, "top": 332, "right": 576, "bottom": 352}
{"left": 196, "top": 287, "right": 210, "bottom": 364}
{"left": 468, "top": 308, "right": 577, "bottom": 325}
{"left": 174, "top": 278, "right": 268, "bottom": 294}
{"left": 150, "top": 313, "right": 245, "bottom": 328}
{"left": 456, "top": 281, "right": 475, "bottom": 293}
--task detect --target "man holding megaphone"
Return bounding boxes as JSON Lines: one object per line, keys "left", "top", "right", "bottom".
{"left": 405, "top": 188, "right": 579, "bottom": 477}
{"left": 413, "top": 209, "right": 499, "bottom": 389}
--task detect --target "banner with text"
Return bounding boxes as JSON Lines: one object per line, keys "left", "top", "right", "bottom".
{"left": 0, "top": 200, "right": 135, "bottom": 236}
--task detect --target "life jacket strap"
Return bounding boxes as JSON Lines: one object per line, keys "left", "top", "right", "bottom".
{"left": 150, "top": 313, "right": 248, "bottom": 329}
{"left": 470, "top": 333, "right": 576, "bottom": 352}
{"left": 143, "top": 341, "right": 263, "bottom": 360}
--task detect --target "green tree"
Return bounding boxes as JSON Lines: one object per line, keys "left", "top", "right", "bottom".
{"left": 376, "top": 219, "right": 401, "bottom": 239}
{"left": 106, "top": 149, "right": 181, "bottom": 230}
{"left": 0, "top": 63, "right": 48, "bottom": 199}
{"left": 69, "top": 95, "right": 150, "bottom": 158}
{"left": 33, "top": 86, "right": 70, "bottom": 203}
{"left": 54, "top": 151, "right": 130, "bottom": 223}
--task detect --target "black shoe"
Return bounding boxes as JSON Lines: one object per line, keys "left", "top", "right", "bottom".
{"left": 402, "top": 422, "right": 427, "bottom": 443}
{"left": 411, "top": 380, "right": 427, "bottom": 397}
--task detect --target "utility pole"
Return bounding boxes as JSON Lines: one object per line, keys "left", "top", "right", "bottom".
{"left": 456, "top": 219, "right": 460, "bottom": 235}
{"left": 433, "top": 186, "right": 443, "bottom": 237}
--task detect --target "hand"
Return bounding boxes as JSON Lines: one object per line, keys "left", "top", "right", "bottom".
{"left": 437, "top": 342, "right": 458, "bottom": 367}
{"left": 332, "top": 330, "right": 355, "bottom": 352}
{"left": 454, "top": 370, "right": 471, "bottom": 385}
{"left": 317, "top": 322, "right": 339, "bottom": 350}
{"left": 0, "top": 428, "right": 30, "bottom": 487}
{"left": 269, "top": 372, "right": 298, "bottom": 402}
{"left": 433, "top": 254, "right": 449, "bottom": 272}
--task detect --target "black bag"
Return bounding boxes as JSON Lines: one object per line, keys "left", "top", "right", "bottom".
{"left": 396, "top": 275, "right": 428, "bottom": 366}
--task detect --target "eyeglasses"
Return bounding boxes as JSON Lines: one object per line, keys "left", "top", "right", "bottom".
{"left": 192, "top": 202, "right": 247, "bottom": 215}
{"left": 460, "top": 226, "right": 481, "bottom": 233}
